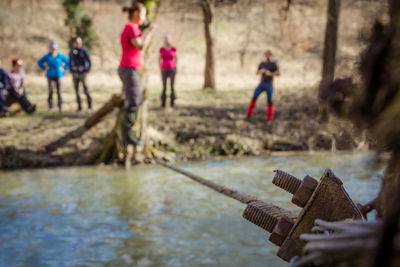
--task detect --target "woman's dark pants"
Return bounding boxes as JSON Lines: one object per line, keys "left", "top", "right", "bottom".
{"left": 161, "top": 68, "right": 176, "bottom": 107}
{"left": 73, "top": 73, "right": 92, "bottom": 110}
{"left": 118, "top": 66, "right": 142, "bottom": 146}
{"left": 47, "top": 78, "right": 62, "bottom": 111}
{"left": 6, "top": 89, "right": 35, "bottom": 113}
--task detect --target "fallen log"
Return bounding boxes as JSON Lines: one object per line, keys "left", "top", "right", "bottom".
{"left": 44, "top": 94, "right": 123, "bottom": 153}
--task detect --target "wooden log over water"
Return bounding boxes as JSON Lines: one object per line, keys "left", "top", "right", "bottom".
{"left": 45, "top": 94, "right": 124, "bottom": 153}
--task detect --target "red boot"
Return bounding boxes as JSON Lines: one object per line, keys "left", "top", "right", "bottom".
{"left": 246, "top": 100, "right": 256, "bottom": 118}
{"left": 267, "top": 103, "right": 274, "bottom": 121}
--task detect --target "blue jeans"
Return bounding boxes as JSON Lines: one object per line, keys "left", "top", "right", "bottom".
{"left": 252, "top": 82, "right": 273, "bottom": 105}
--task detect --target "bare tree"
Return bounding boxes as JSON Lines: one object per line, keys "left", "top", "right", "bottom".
{"left": 319, "top": 0, "right": 341, "bottom": 100}
{"left": 200, "top": 0, "right": 216, "bottom": 89}
{"left": 167, "top": 0, "right": 237, "bottom": 90}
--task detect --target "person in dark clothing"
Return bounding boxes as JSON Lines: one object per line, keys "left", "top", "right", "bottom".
{"left": 5, "top": 59, "right": 36, "bottom": 114}
{"left": 69, "top": 36, "right": 92, "bottom": 111}
{"left": 246, "top": 50, "right": 280, "bottom": 121}
{"left": 0, "top": 61, "right": 8, "bottom": 117}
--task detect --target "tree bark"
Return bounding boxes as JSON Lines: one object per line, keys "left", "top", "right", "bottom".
{"left": 319, "top": 0, "right": 341, "bottom": 100}
{"left": 44, "top": 94, "right": 123, "bottom": 153}
{"left": 94, "top": 0, "right": 160, "bottom": 165}
{"left": 136, "top": 0, "right": 161, "bottom": 158}
{"left": 200, "top": 0, "right": 216, "bottom": 90}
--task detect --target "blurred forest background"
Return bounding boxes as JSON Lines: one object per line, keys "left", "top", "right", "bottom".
{"left": 0, "top": 0, "right": 390, "bottom": 166}
{"left": 0, "top": 0, "right": 387, "bottom": 90}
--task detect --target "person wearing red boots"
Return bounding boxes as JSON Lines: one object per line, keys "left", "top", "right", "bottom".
{"left": 246, "top": 50, "right": 280, "bottom": 121}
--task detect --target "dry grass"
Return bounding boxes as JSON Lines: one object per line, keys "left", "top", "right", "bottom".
{"left": 0, "top": 0, "right": 386, "bottom": 90}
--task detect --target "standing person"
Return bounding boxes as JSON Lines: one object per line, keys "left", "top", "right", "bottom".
{"left": 0, "top": 60, "right": 8, "bottom": 117}
{"left": 246, "top": 50, "right": 280, "bottom": 121}
{"left": 5, "top": 59, "right": 36, "bottom": 114}
{"left": 37, "top": 41, "right": 69, "bottom": 112}
{"left": 119, "top": 2, "right": 154, "bottom": 159}
{"left": 159, "top": 34, "right": 177, "bottom": 107}
{"left": 69, "top": 36, "right": 92, "bottom": 112}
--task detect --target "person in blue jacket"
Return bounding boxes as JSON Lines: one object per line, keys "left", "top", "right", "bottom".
{"left": 37, "top": 41, "right": 70, "bottom": 112}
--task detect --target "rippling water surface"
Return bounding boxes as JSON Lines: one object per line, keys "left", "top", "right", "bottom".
{"left": 0, "top": 152, "right": 385, "bottom": 266}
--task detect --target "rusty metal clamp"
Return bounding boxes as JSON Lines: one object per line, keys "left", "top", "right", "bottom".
{"left": 242, "top": 168, "right": 363, "bottom": 262}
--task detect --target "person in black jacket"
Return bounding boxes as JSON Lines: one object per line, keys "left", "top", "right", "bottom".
{"left": 69, "top": 37, "right": 92, "bottom": 111}
{"left": 0, "top": 60, "right": 8, "bottom": 117}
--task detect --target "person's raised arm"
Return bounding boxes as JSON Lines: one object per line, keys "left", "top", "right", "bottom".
{"left": 273, "top": 69, "right": 280, "bottom": 76}
{"left": 257, "top": 68, "right": 265, "bottom": 75}
{"left": 256, "top": 62, "right": 266, "bottom": 75}
{"left": 265, "top": 68, "right": 280, "bottom": 77}
{"left": 130, "top": 25, "right": 154, "bottom": 50}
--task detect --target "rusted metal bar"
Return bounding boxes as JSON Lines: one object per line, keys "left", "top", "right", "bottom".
{"left": 243, "top": 203, "right": 278, "bottom": 233}
{"left": 156, "top": 159, "right": 259, "bottom": 204}
{"left": 273, "top": 170, "right": 318, "bottom": 207}
{"left": 155, "top": 159, "right": 297, "bottom": 237}
{"left": 273, "top": 170, "right": 302, "bottom": 194}
{"left": 156, "top": 160, "right": 363, "bottom": 264}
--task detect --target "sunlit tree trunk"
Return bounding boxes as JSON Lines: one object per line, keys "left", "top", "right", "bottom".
{"left": 319, "top": 0, "right": 341, "bottom": 100}
{"left": 91, "top": 0, "right": 160, "bottom": 165}
{"left": 200, "top": 0, "right": 216, "bottom": 90}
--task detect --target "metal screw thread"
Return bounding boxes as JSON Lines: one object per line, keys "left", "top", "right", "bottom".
{"left": 272, "top": 170, "right": 302, "bottom": 195}
{"left": 243, "top": 204, "right": 278, "bottom": 233}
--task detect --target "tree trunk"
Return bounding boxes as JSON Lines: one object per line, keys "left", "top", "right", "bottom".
{"left": 318, "top": 0, "right": 341, "bottom": 100}
{"left": 136, "top": 0, "right": 161, "bottom": 158}
{"left": 200, "top": 0, "right": 216, "bottom": 90}
{"left": 95, "top": 0, "right": 160, "bottom": 165}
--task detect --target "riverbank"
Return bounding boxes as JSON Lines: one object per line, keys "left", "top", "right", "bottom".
{"left": 0, "top": 74, "right": 367, "bottom": 170}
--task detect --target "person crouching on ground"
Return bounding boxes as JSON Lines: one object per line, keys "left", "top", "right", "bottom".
{"left": 37, "top": 41, "right": 70, "bottom": 112}
{"left": 69, "top": 36, "right": 92, "bottom": 112}
{"left": 0, "top": 60, "right": 8, "bottom": 117}
{"left": 246, "top": 50, "right": 280, "bottom": 121}
{"left": 159, "top": 34, "right": 177, "bottom": 107}
{"left": 5, "top": 59, "right": 36, "bottom": 114}
{"left": 119, "top": 2, "right": 154, "bottom": 161}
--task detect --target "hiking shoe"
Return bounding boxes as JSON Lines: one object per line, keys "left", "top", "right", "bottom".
{"left": 27, "top": 104, "right": 36, "bottom": 114}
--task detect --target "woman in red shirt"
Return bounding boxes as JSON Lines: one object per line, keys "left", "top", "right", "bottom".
{"left": 159, "top": 34, "right": 177, "bottom": 107}
{"left": 119, "top": 2, "right": 153, "bottom": 151}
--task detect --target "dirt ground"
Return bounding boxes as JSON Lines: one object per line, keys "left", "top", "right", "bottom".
{"left": 0, "top": 73, "right": 367, "bottom": 169}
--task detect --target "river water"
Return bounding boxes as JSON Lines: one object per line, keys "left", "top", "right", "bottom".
{"left": 0, "top": 152, "right": 385, "bottom": 266}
